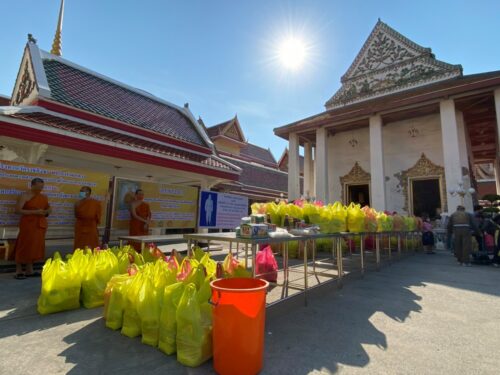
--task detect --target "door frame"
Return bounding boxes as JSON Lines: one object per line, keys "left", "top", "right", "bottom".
{"left": 408, "top": 175, "right": 444, "bottom": 216}
{"left": 344, "top": 182, "right": 371, "bottom": 206}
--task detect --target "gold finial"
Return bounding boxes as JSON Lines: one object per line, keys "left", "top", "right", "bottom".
{"left": 50, "top": 0, "right": 65, "bottom": 56}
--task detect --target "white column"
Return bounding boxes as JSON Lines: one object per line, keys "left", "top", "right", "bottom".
{"left": 456, "top": 110, "right": 473, "bottom": 212}
{"left": 315, "top": 127, "right": 328, "bottom": 203}
{"left": 287, "top": 132, "right": 300, "bottom": 201}
{"left": 440, "top": 99, "right": 463, "bottom": 211}
{"left": 303, "top": 142, "right": 313, "bottom": 198}
{"left": 312, "top": 146, "right": 316, "bottom": 198}
{"left": 369, "top": 115, "right": 386, "bottom": 211}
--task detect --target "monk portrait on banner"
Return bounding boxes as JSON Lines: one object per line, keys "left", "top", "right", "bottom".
{"left": 14, "top": 177, "right": 51, "bottom": 279}
{"left": 129, "top": 189, "right": 151, "bottom": 251}
{"left": 74, "top": 186, "right": 102, "bottom": 250}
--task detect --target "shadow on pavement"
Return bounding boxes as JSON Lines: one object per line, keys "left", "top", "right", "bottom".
{"left": 1, "top": 250, "right": 499, "bottom": 375}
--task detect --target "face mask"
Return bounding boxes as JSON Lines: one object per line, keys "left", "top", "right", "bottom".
{"left": 79, "top": 191, "right": 87, "bottom": 199}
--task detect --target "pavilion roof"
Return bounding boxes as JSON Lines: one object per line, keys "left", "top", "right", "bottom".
{"left": 11, "top": 42, "right": 213, "bottom": 151}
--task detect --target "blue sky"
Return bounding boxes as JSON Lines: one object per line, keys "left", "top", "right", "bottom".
{"left": 1, "top": 0, "right": 499, "bottom": 160}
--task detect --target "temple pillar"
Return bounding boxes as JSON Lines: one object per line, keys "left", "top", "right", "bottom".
{"left": 315, "top": 127, "right": 328, "bottom": 203}
{"left": 440, "top": 99, "right": 464, "bottom": 211}
{"left": 303, "top": 142, "right": 313, "bottom": 198}
{"left": 287, "top": 132, "right": 300, "bottom": 201}
{"left": 369, "top": 114, "right": 386, "bottom": 210}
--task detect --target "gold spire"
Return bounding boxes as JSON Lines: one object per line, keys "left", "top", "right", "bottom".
{"left": 50, "top": 0, "right": 65, "bottom": 56}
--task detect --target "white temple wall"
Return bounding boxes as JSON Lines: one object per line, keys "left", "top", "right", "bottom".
{"left": 327, "top": 127, "right": 370, "bottom": 202}
{"left": 383, "top": 114, "right": 445, "bottom": 214}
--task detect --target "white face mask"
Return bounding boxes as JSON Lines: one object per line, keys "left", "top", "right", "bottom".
{"left": 79, "top": 191, "right": 87, "bottom": 199}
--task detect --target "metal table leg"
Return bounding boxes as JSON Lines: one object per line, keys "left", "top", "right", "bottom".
{"left": 303, "top": 240, "right": 308, "bottom": 306}
{"left": 119, "top": 239, "right": 123, "bottom": 248}
{"left": 141, "top": 241, "right": 145, "bottom": 253}
{"left": 388, "top": 233, "right": 392, "bottom": 264}
{"left": 375, "top": 234, "right": 381, "bottom": 270}
{"left": 244, "top": 243, "right": 249, "bottom": 268}
{"left": 337, "top": 237, "right": 343, "bottom": 288}
{"left": 360, "top": 234, "right": 365, "bottom": 276}
{"left": 397, "top": 234, "right": 402, "bottom": 259}
{"left": 251, "top": 243, "right": 257, "bottom": 278}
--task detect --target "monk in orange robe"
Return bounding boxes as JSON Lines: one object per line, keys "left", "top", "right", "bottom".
{"left": 74, "top": 186, "right": 102, "bottom": 250}
{"left": 14, "top": 177, "right": 51, "bottom": 279}
{"left": 129, "top": 189, "right": 151, "bottom": 251}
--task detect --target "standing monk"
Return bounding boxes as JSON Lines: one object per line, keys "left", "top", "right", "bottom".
{"left": 74, "top": 186, "right": 102, "bottom": 250}
{"left": 129, "top": 189, "right": 151, "bottom": 251}
{"left": 14, "top": 178, "right": 51, "bottom": 279}
{"left": 447, "top": 205, "right": 480, "bottom": 266}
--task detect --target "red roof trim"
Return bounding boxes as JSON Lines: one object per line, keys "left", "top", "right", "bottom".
{"left": 0, "top": 121, "right": 238, "bottom": 180}
{"left": 35, "top": 98, "right": 213, "bottom": 155}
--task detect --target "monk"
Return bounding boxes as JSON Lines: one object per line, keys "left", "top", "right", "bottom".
{"left": 14, "top": 177, "right": 51, "bottom": 279}
{"left": 129, "top": 189, "right": 151, "bottom": 251}
{"left": 74, "top": 186, "right": 102, "bottom": 250}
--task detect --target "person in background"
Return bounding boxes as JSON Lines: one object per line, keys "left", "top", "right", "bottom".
{"left": 447, "top": 205, "right": 480, "bottom": 266}
{"left": 74, "top": 186, "right": 102, "bottom": 250}
{"left": 421, "top": 213, "right": 435, "bottom": 254}
{"left": 129, "top": 189, "right": 151, "bottom": 251}
{"left": 14, "top": 178, "right": 51, "bottom": 279}
{"left": 473, "top": 205, "right": 484, "bottom": 253}
{"left": 489, "top": 213, "right": 500, "bottom": 267}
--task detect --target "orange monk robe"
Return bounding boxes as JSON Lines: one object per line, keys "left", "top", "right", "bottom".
{"left": 15, "top": 193, "right": 49, "bottom": 264}
{"left": 129, "top": 202, "right": 151, "bottom": 251}
{"left": 74, "top": 199, "right": 102, "bottom": 250}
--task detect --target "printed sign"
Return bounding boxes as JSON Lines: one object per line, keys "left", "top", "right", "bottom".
{"left": 0, "top": 160, "right": 109, "bottom": 227}
{"left": 198, "top": 190, "right": 248, "bottom": 229}
{"left": 112, "top": 179, "right": 198, "bottom": 229}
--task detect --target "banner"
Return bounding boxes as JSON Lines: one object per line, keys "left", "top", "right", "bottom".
{"left": 112, "top": 179, "right": 198, "bottom": 230}
{"left": 0, "top": 160, "right": 110, "bottom": 227}
{"left": 198, "top": 191, "right": 248, "bottom": 229}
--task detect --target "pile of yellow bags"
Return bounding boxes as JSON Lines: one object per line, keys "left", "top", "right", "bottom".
{"left": 251, "top": 199, "right": 424, "bottom": 235}
{"left": 104, "top": 250, "right": 220, "bottom": 367}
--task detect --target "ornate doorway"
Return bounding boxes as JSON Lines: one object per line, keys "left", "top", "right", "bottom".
{"left": 401, "top": 153, "right": 447, "bottom": 214}
{"left": 340, "top": 162, "right": 371, "bottom": 205}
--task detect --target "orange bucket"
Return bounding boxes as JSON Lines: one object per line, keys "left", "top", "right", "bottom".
{"left": 210, "top": 278, "right": 269, "bottom": 375}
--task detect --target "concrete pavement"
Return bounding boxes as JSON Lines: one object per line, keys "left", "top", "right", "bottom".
{"left": 0, "top": 250, "right": 499, "bottom": 374}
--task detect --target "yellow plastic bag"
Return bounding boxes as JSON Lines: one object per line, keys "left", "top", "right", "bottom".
{"left": 158, "top": 282, "right": 186, "bottom": 355}
{"left": 37, "top": 254, "right": 81, "bottom": 315}
{"left": 137, "top": 276, "right": 162, "bottom": 347}
{"left": 104, "top": 274, "right": 131, "bottom": 330}
{"left": 81, "top": 250, "right": 119, "bottom": 308}
{"left": 121, "top": 272, "right": 144, "bottom": 338}
{"left": 347, "top": 203, "right": 365, "bottom": 233}
{"left": 362, "top": 206, "right": 378, "bottom": 232}
{"left": 176, "top": 283, "right": 212, "bottom": 367}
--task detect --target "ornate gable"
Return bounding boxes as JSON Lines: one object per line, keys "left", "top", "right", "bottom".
{"left": 11, "top": 45, "right": 38, "bottom": 106}
{"left": 222, "top": 117, "right": 245, "bottom": 143}
{"left": 325, "top": 20, "right": 462, "bottom": 109}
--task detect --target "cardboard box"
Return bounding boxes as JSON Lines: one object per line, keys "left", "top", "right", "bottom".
{"left": 239, "top": 223, "right": 268, "bottom": 238}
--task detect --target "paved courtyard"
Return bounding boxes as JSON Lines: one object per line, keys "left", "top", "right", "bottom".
{"left": 0, "top": 249, "right": 499, "bottom": 374}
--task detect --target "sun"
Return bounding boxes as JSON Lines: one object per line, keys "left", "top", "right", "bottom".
{"left": 277, "top": 37, "right": 307, "bottom": 71}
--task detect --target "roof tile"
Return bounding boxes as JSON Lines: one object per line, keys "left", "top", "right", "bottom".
{"left": 42, "top": 59, "right": 207, "bottom": 147}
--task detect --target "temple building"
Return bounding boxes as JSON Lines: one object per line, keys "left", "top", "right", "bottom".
{"left": 274, "top": 20, "right": 500, "bottom": 216}
{"left": 202, "top": 116, "right": 290, "bottom": 203}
